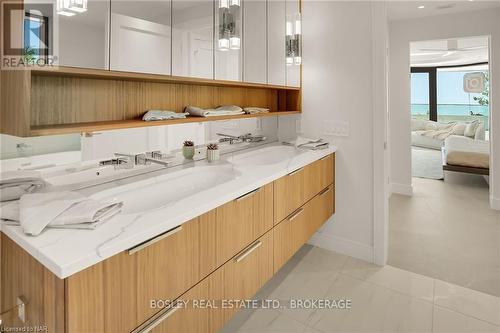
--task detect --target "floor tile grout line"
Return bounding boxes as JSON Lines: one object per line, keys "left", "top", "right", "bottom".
{"left": 433, "top": 304, "right": 500, "bottom": 328}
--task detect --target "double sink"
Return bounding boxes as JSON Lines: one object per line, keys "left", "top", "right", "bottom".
{"left": 43, "top": 145, "right": 304, "bottom": 215}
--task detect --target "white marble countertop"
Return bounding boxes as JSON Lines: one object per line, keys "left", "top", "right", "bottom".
{"left": 1, "top": 143, "right": 337, "bottom": 279}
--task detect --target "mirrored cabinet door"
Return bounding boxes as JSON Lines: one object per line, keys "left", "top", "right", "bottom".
{"left": 55, "top": 0, "right": 110, "bottom": 69}
{"left": 110, "top": 0, "right": 171, "bottom": 75}
{"left": 243, "top": 0, "right": 267, "bottom": 84}
{"left": 172, "top": 0, "right": 214, "bottom": 79}
{"left": 285, "top": 0, "right": 300, "bottom": 87}
{"left": 267, "top": 0, "right": 285, "bottom": 86}
{"left": 215, "top": 0, "right": 242, "bottom": 81}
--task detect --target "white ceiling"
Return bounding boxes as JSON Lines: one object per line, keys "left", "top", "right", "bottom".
{"left": 388, "top": 0, "right": 500, "bottom": 21}
{"left": 410, "top": 36, "right": 489, "bottom": 67}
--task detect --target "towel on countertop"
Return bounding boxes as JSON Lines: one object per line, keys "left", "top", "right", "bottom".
{"left": 0, "top": 170, "right": 48, "bottom": 202}
{"left": 282, "top": 136, "right": 329, "bottom": 150}
{"left": 185, "top": 105, "right": 245, "bottom": 117}
{"left": 142, "top": 110, "right": 189, "bottom": 121}
{"left": 243, "top": 107, "right": 270, "bottom": 114}
{"left": 0, "top": 191, "right": 123, "bottom": 236}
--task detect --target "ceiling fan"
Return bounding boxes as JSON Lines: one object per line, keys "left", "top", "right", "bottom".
{"left": 417, "top": 40, "right": 487, "bottom": 57}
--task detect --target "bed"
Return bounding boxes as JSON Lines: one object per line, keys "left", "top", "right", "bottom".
{"left": 442, "top": 135, "right": 490, "bottom": 175}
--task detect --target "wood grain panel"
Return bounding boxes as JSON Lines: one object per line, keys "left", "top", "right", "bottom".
{"left": 216, "top": 183, "right": 273, "bottom": 267}
{"left": 0, "top": 70, "right": 31, "bottom": 136}
{"left": 304, "top": 153, "right": 334, "bottom": 201}
{"left": 0, "top": 233, "right": 65, "bottom": 333}
{"left": 273, "top": 167, "right": 306, "bottom": 224}
{"left": 30, "top": 76, "right": 280, "bottom": 126}
{"left": 222, "top": 231, "right": 274, "bottom": 321}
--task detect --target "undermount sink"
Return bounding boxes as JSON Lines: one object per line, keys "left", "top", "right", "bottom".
{"left": 228, "top": 145, "right": 304, "bottom": 166}
{"left": 44, "top": 165, "right": 134, "bottom": 187}
{"left": 91, "top": 165, "right": 240, "bottom": 214}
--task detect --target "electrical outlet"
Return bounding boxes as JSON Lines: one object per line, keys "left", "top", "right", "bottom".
{"left": 256, "top": 118, "right": 262, "bottom": 131}
{"left": 295, "top": 119, "right": 302, "bottom": 133}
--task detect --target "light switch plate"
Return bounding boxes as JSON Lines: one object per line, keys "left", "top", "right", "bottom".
{"left": 17, "top": 296, "right": 26, "bottom": 323}
{"left": 324, "top": 120, "right": 349, "bottom": 137}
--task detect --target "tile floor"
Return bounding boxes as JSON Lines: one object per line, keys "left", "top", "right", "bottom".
{"left": 221, "top": 245, "right": 500, "bottom": 333}
{"left": 389, "top": 176, "right": 500, "bottom": 297}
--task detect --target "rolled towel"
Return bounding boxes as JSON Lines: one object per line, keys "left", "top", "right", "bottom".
{"left": 185, "top": 105, "right": 244, "bottom": 117}
{"left": 142, "top": 110, "right": 188, "bottom": 121}
{"left": 243, "top": 107, "right": 270, "bottom": 114}
{"left": 1, "top": 191, "right": 123, "bottom": 236}
{"left": 0, "top": 170, "right": 48, "bottom": 202}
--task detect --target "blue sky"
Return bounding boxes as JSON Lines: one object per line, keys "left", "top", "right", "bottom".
{"left": 411, "top": 71, "right": 483, "bottom": 105}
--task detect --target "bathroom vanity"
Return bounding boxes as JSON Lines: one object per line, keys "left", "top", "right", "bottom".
{"left": 0, "top": 145, "right": 336, "bottom": 333}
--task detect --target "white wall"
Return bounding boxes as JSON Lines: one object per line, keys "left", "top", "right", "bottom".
{"left": 300, "top": 0, "right": 387, "bottom": 261}
{"left": 389, "top": 9, "right": 500, "bottom": 208}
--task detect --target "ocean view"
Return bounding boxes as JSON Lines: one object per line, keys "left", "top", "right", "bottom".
{"left": 411, "top": 104, "right": 490, "bottom": 130}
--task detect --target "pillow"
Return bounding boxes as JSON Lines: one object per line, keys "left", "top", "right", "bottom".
{"left": 452, "top": 123, "right": 467, "bottom": 136}
{"left": 424, "top": 122, "right": 438, "bottom": 131}
{"left": 411, "top": 119, "right": 427, "bottom": 131}
{"left": 437, "top": 122, "right": 455, "bottom": 130}
{"left": 464, "top": 120, "right": 479, "bottom": 137}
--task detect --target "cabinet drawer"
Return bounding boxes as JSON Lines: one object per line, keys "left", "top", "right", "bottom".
{"left": 274, "top": 166, "right": 306, "bottom": 224}
{"left": 307, "top": 185, "right": 335, "bottom": 235}
{"left": 216, "top": 183, "right": 273, "bottom": 266}
{"left": 66, "top": 211, "right": 218, "bottom": 333}
{"left": 304, "top": 154, "right": 335, "bottom": 201}
{"left": 274, "top": 153, "right": 335, "bottom": 224}
{"left": 273, "top": 205, "right": 309, "bottom": 273}
{"left": 222, "top": 231, "right": 274, "bottom": 321}
{"left": 142, "top": 231, "right": 274, "bottom": 333}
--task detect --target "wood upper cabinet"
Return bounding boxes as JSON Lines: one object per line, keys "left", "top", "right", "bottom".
{"left": 172, "top": 0, "right": 214, "bottom": 79}
{"left": 49, "top": 0, "right": 110, "bottom": 69}
{"left": 243, "top": 0, "right": 267, "bottom": 84}
{"left": 216, "top": 183, "right": 273, "bottom": 266}
{"left": 110, "top": 0, "right": 172, "bottom": 75}
{"left": 65, "top": 211, "right": 217, "bottom": 333}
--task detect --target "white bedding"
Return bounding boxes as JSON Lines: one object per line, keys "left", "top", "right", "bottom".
{"left": 444, "top": 135, "right": 490, "bottom": 169}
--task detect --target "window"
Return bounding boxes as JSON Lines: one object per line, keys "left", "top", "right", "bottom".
{"left": 23, "top": 12, "right": 49, "bottom": 60}
{"left": 411, "top": 72, "right": 431, "bottom": 120}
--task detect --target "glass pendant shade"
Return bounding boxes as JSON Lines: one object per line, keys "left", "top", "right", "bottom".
{"left": 219, "top": 0, "right": 229, "bottom": 9}
{"left": 229, "top": 36, "right": 240, "bottom": 50}
{"left": 219, "top": 38, "right": 230, "bottom": 51}
{"left": 57, "top": 0, "right": 75, "bottom": 16}
{"left": 68, "top": 0, "right": 88, "bottom": 13}
{"left": 229, "top": 0, "right": 240, "bottom": 7}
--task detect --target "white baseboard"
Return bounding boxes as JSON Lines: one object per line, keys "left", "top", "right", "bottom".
{"left": 490, "top": 196, "right": 500, "bottom": 211}
{"left": 308, "top": 232, "right": 374, "bottom": 263}
{"left": 390, "top": 183, "right": 413, "bottom": 196}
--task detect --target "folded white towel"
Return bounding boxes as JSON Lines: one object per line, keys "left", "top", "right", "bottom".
{"left": 0, "top": 191, "right": 123, "bottom": 236}
{"left": 0, "top": 171, "right": 48, "bottom": 202}
{"left": 243, "top": 107, "right": 270, "bottom": 114}
{"left": 283, "top": 136, "right": 329, "bottom": 150}
{"left": 186, "top": 105, "right": 244, "bottom": 117}
{"left": 142, "top": 110, "right": 188, "bottom": 121}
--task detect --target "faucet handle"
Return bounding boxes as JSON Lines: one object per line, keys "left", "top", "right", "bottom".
{"left": 146, "top": 150, "right": 168, "bottom": 160}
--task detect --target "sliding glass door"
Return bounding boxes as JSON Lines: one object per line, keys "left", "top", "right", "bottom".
{"left": 411, "top": 67, "right": 437, "bottom": 121}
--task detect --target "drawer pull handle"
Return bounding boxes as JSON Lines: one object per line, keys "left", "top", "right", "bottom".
{"left": 127, "top": 225, "right": 183, "bottom": 255}
{"left": 234, "top": 240, "right": 262, "bottom": 263}
{"left": 288, "top": 167, "right": 303, "bottom": 176}
{"left": 319, "top": 186, "right": 332, "bottom": 197}
{"left": 133, "top": 301, "right": 180, "bottom": 333}
{"left": 287, "top": 208, "right": 304, "bottom": 221}
{"left": 236, "top": 188, "right": 260, "bottom": 202}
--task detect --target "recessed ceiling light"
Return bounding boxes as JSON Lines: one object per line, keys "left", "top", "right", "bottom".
{"left": 417, "top": 5, "right": 425, "bottom": 9}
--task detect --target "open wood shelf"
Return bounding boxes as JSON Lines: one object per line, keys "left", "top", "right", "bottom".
{"left": 31, "top": 66, "right": 301, "bottom": 91}
{"left": 30, "top": 111, "right": 301, "bottom": 136}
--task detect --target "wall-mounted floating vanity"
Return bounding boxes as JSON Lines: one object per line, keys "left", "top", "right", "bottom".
{"left": 0, "top": 144, "right": 336, "bottom": 333}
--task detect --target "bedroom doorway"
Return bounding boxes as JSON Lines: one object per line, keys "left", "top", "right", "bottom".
{"left": 388, "top": 36, "right": 500, "bottom": 298}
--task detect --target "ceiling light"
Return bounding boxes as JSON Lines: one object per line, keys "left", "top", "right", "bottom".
{"left": 417, "top": 5, "right": 425, "bottom": 9}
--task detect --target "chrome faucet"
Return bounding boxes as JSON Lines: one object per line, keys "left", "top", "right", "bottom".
{"left": 99, "top": 151, "right": 170, "bottom": 169}
{"left": 217, "top": 133, "right": 266, "bottom": 145}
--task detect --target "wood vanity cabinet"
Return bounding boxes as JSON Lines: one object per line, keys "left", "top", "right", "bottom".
{"left": 0, "top": 154, "right": 334, "bottom": 333}
{"left": 216, "top": 183, "right": 273, "bottom": 266}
